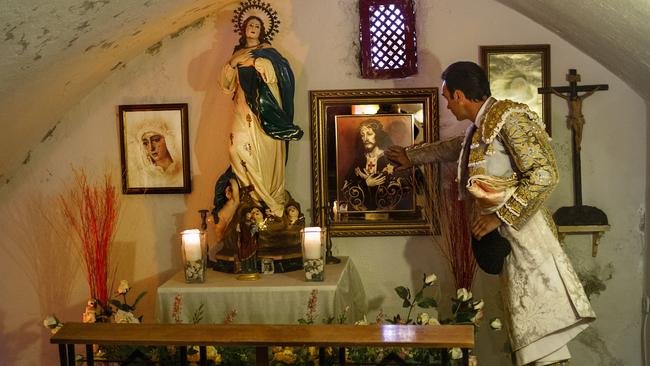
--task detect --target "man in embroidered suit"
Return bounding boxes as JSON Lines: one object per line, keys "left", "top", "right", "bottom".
{"left": 386, "top": 61, "right": 595, "bottom": 366}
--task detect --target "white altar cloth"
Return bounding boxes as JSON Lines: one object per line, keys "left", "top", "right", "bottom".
{"left": 155, "top": 257, "right": 367, "bottom": 324}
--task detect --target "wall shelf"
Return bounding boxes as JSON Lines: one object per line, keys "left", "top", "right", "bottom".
{"left": 556, "top": 225, "right": 610, "bottom": 257}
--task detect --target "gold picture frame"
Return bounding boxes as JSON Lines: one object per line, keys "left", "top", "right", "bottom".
{"left": 480, "top": 44, "right": 551, "bottom": 134}
{"left": 309, "top": 88, "right": 439, "bottom": 237}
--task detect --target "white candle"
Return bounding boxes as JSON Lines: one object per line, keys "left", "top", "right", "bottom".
{"left": 181, "top": 229, "right": 202, "bottom": 262}
{"left": 302, "top": 227, "right": 322, "bottom": 260}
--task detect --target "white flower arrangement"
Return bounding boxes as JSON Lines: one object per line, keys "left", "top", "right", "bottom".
{"left": 303, "top": 258, "right": 324, "bottom": 281}
{"left": 184, "top": 260, "right": 205, "bottom": 282}
{"left": 113, "top": 309, "right": 140, "bottom": 324}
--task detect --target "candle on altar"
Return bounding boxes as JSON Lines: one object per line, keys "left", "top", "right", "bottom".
{"left": 302, "top": 227, "right": 322, "bottom": 260}
{"left": 181, "top": 229, "right": 202, "bottom": 262}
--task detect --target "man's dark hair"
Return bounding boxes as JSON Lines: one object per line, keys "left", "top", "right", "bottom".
{"left": 441, "top": 61, "right": 491, "bottom": 102}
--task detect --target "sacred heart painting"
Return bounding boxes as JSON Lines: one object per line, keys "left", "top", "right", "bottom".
{"left": 335, "top": 114, "right": 415, "bottom": 213}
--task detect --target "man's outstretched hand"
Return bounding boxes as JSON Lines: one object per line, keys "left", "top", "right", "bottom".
{"left": 386, "top": 145, "right": 413, "bottom": 171}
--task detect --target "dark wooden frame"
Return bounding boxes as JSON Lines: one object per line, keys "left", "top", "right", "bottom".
{"left": 359, "top": 0, "right": 417, "bottom": 79}
{"left": 118, "top": 103, "right": 191, "bottom": 194}
{"left": 480, "top": 44, "right": 551, "bottom": 134}
{"left": 309, "top": 88, "right": 439, "bottom": 237}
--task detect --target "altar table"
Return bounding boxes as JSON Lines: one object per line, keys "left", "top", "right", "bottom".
{"left": 156, "top": 257, "right": 367, "bottom": 325}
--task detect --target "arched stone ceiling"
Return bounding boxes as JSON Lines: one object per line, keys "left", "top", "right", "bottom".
{"left": 495, "top": 0, "right": 650, "bottom": 101}
{"left": 0, "top": 0, "right": 648, "bottom": 185}
{"left": 0, "top": 0, "right": 233, "bottom": 184}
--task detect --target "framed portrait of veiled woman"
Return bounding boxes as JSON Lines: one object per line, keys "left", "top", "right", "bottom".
{"left": 309, "top": 88, "right": 439, "bottom": 237}
{"left": 118, "top": 103, "right": 191, "bottom": 194}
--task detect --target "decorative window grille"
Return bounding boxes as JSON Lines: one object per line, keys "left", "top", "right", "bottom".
{"left": 359, "top": 0, "right": 417, "bottom": 79}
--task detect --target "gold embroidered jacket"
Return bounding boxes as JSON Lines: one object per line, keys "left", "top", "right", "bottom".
{"left": 406, "top": 98, "right": 558, "bottom": 230}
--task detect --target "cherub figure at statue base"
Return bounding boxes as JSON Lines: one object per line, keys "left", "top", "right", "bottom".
{"left": 210, "top": 170, "right": 305, "bottom": 274}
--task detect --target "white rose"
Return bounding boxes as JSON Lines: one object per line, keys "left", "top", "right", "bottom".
{"left": 114, "top": 309, "right": 140, "bottom": 324}
{"left": 424, "top": 273, "right": 437, "bottom": 286}
{"left": 456, "top": 288, "right": 472, "bottom": 302}
{"left": 490, "top": 317, "right": 502, "bottom": 330}
{"left": 469, "top": 355, "right": 478, "bottom": 366}
{"left": 354, "top": 315, "right": 369, "bottom": 325}
{"left": 43, "top": 316, "right": 58, "bottom": 329}
{"left": 428, "top": 317, "right": 441, "bottom": 326}
{"left": 82, "top": 311, "right": 96, "bottom": 323}
{"left": 470, "top": 309, "right": 484, "bottom": 325}
{"left": 472, "top": 299, "right": 484, "bottom": 310}
{"left": 450, "top": 347, "right": 463, "bottom": 360}
{"left": 117, "top": 280, "right": 130, "bottom": 295}
{"left": 416, "top": 312, "right": 430, "bottom": 325}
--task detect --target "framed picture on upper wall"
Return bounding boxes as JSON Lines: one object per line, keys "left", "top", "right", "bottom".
{"left": 480, "top": 44, "right": 551, "bottom": 134}
{"left": 310, "top": 88, "right": 439, "bottom": 237}
{"left": 118, "top": 103, "right": 191, "bottom": 194}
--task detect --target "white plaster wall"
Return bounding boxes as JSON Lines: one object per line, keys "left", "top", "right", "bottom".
{"left": 0, "top": 0, "right": 645, "bottom": 365}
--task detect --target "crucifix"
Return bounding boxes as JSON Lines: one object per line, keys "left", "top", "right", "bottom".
{"left": 538, "top": 69, "right": 609, "bottom": 255}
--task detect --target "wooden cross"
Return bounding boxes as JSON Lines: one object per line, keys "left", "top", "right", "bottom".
{"left": 539, "top": 69, "right": 610, "bottom": 252}
{"left": 538, "top": 69, "right": 608, "bottom": 208}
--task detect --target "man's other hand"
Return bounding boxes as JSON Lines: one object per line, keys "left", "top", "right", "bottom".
{"left": 471, "top": 213, "right": 502, "bottom": 240}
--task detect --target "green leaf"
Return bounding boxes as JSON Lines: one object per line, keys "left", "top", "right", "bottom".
{"left": 191, "top": 303, "right": 205, "bottom": 324}
{"left": 417, "top": 298, "right": 437, "bottom": 308}
{"left": 132, "top": 291, "right": 148, "bottom": 308}
{"left": 323, "top": 316, "right": 335, "bottom": 324}
{"left": 414, "top": 290, "right": 424, "bottom": 302}
{"left": 108, "top": 299, "right": 122, "bottom": 308}
{"left": 402, "top": 298, "right": 411, "bottom": 308}
{"left": 395, "top": 286, "right": 410, "bottom": 300}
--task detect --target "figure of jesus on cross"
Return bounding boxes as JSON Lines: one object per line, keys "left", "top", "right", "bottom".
{"left": 542, "top": 69, "right": 607, "bottom": 152}
{"left": 539, "top": 69, "right": 609, "bottom": 225}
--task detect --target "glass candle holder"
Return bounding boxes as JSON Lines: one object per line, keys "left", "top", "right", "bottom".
{"left": 181, "top": 229, "right": 207, "bottom": 283}
{"left": 301, "top": 227, "right": 326, "bottom": 281}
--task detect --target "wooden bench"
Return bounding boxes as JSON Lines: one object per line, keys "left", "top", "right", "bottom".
{"left": 51, "top": 322, "right": 474, "bottom": 365}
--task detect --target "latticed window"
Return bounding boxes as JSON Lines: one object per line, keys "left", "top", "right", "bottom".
{"left": 359, "top": 0, "right": 417, "bottom": 79}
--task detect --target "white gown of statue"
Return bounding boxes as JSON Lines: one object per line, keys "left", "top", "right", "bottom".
{"left": 220, "top": 58, "right": 286, "bottom": 217}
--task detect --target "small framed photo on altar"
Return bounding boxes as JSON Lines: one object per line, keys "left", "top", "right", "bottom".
{"left": 310, "top": 88, "right": 439, "bottom": 237}
{"left": 118, "top": 103, "right": 191, "bottom": 194}
{"left": 261, "top": 258, "right": 274, "bottom": 274}
{"left": 480, "top": 44, "right": 551, "bottom": 134}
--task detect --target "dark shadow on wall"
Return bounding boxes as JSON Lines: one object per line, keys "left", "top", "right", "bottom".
{"left": 185, "top": 13, "right": 235, "bottom": 234}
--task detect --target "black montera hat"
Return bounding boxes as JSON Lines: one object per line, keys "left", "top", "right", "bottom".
{"left": 471, "top": 229, "right": 511, "bottom": 275}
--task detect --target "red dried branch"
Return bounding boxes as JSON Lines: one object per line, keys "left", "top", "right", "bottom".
{"left": 59, "top": 168, "right": 119, "bottom": 305}
{"left": 419, "top": 163, "right": 476, "bottom": 290}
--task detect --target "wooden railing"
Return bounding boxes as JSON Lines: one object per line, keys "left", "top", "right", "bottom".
{"left": 51, "top": 322, "right": 474, "bottom": 365}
